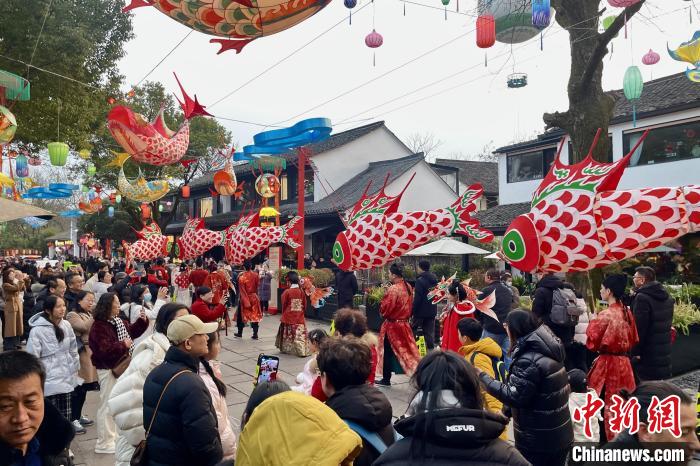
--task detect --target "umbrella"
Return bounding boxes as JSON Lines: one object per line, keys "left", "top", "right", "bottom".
{"left": 406, "top": 237, "right": 490, "bottom": 256}
{"left": 0, "top": 197, "right": 55, "bottom": 222}
{"left": 645, "top": 245, "right": 678, "bottom": 253}
{"left": 485, "top": 252, "right": 502, "bottom": 260}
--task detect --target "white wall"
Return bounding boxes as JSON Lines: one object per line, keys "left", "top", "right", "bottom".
{"left": 497, "top": 108, "right": 700, "bottom": 205}
{"left": 312, "top": 127, "right": 412, "bottom": 202}
{"left": 385, "top": 161, "right": 459, "bottom": 212}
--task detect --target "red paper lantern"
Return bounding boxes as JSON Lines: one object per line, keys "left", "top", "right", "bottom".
{"left": 476, "top": 15, "right": 496, "bottom": 49}
{"left": 182, "top": 184, "right": 190, "bottom": 198}
{"left": 365, "top": 29, "right": 383, "bottom": 48}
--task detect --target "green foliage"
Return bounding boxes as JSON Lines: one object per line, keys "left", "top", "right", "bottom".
{"left": 78, "top": 210, "right": 137, "bottom": 243}
{"left": 512, "top": 276, "right": 527, "bottom": 294}
{"left": 431, "top": 264, "right": 454, "bottom": 281}
{"left": 671, "top": 285, "right": 700, "bottom": 335}
{"left": 366, "top": 285, "right": 387, "bottom": 307}
{"left": 519, "top": 296, "right": 533, "bottom": 311}
{"left": 276, "top": 268, "right": 334, "bottom": 288}
{"left": 0, "top": 220, "right": 60, "bottom": 254}
{"left": 0, "top": 0, "right": 133, "bottom": 149}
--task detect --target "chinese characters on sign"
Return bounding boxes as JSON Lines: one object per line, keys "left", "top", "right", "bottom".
{"left": 573, "top": 395, "right": 681, "bottom": 440}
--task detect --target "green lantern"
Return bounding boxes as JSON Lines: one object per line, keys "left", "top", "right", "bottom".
{"left": 87, "top": 162, "right": 96, "bottom": 176}
{"left": 81, "top": 185, "right": 89, "bottom": 193}
{"left": 47, "top": 142, "right": 69, "bottom": 166}
{"left": 623, "top": 65, "right": 644, "bottom": 127}
{"left": 116, "top": 194, "right": 122, "bottom": 204}
{"left": 158, "top": 204, "right": 164, "bottom": 212}
{"left": 0, "top": 70, "right": 30, "bottom": 101}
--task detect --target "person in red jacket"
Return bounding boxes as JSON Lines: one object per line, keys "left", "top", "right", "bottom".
{"left": 275, "top": 271, "right": 310, "bottom": 357}
{"left": 236, "top": 261, "right": 261, "bottom": 340}
{"left": 189, "top": 258, "right": 209, "bottom": 288}
{"left": 191, "top": 286, "right": 226, "bottom": 324}
{"left": 151, "top": 258, "right": 170, "bottom": 285}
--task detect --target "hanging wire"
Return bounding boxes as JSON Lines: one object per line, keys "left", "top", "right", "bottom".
{"left": 27, "top": 0, "right": 54, "bottom": 79}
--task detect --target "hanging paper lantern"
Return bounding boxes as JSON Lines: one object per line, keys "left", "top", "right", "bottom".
{"left": 47, "top": 142, "right": 69, "bottom": 167}
{"left": 623, "top": 65, "right": 644, "bottom": 127}
{"left": 344, "top": 0, "right": 356, "bottom": 24}
{"left": 28, "top": 155, "right": 41, "bottom": 166}
{"left": 365, "top": 29, "right": 384, "bottom": 48}
{"left": 255, "top": 173, "right": 281, "bottom": 198}
{"left": 642, "top": 49, "right": 660, "bottom": 65}
{"left": 15, "top": 154, "right": 29, "bottom": 178}
{"left": 158, "top": 204, "right": 164, "bottom": 212}
{"left": 116, "top": 194, "right": 122, "bottom": 204}
{"left": 602, "top": 15, "right": 617, "bottom": 32}
{"left": 88, "top": 190, "right": 97, "bottom": 201}
{"left": 0, "top": 105, "right": 18, "bottom": 144}
{"left": 87, "top": 162, "right": 96, "bottom": 177}
{"left": 182, "top": 185, "right": 190, "bottom": 198}
{"left": 608, "top": 0, "right": 640, "bottom": 7}
{"left": 532, "top": 0, "right": 550, "bottom": 28}
{"left": 141, "top": 203, "right": 151, "bottom": 219}
{"left": 81, "top": 185, "right": 89, "bottom": 193}
{"left": 108, "top": 206, "right": 114, "bottom": 217}
{"left": 476, "top": 15, "right": 496, "bottom": 48}
{"left": 480, "top": 0, "right": 540, "bottom": 44}
{"left": 78, "top": 149, "right": 91, "bottom": 160}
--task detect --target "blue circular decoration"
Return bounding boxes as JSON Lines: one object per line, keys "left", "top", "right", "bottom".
{"left": 241, "top": 118, "right": 332, "bottom": 158}
{"left": 59, "top": 209, "right": 83, "bottom": 217}
{"left": 344, "top": 0, "right": 357, "bottom": 8}
{"left": 24, "top": 183, "right": 79, "bottom": 199}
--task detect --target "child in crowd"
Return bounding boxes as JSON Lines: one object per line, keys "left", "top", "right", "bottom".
{"left": 568, "top": 368, "right": 602, "bottom": 443}
{"left": 457, "top": 317, "right": 507, "bottom": 440}
{"left": 291, "top": 329, "right": 328, "bottom": 395}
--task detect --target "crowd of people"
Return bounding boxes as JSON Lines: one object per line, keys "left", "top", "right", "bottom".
{"left": 0, "top": 253, "right": 697, "bottom": 466}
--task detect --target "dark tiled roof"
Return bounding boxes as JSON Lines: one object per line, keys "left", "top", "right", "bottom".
{"left": 474, "top": 202, "right": 530, "bottom": 231}
{"left": 305, "top": 153, "right": 425, "bottom": 215}
{"left": 433, "top": 159, "right": 498, "bottom": 194}
{"left": 496, "top": 72, "right": 700, "bottom": 153}
{"left": 610, "top": 72, "right": 700, "bottom": 123}
{"left": 189, "top": 121, "right": 388, "bottom": 189}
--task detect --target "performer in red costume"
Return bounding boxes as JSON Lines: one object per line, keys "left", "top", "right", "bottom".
{"left": 236, "top": 261, "right": 262, "bottom": 339}
{"left": 440, "top": 280, "right": 477, "bottom": 354}
{"left": 275, "top": 271, "right": 310, "bottom": 357}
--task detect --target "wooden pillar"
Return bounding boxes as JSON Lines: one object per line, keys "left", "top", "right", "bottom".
{"left": 296, "top": 148, "right": 305, "bottom": 270}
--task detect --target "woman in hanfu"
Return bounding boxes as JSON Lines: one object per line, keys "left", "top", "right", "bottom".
{"left": 172, "top": 262, "right": 192, "bottom": 307}
{"left": 440, "top": 280, "right": 478, "bottom": 354}
{"left": 275, "top": 271, "right": 311, "bottom": 357}
{"left": 376, "top": 263, "right": 420, "bottom": 386}
{"left": 586, "top": 273, "right": 639, "bottom": 442}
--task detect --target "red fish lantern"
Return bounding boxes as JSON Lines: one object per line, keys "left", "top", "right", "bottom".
{"left": 476, "top": 15, "right": 496, "bottom": 48}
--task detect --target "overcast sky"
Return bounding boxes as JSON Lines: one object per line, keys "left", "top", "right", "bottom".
{"left": 117, "top": 0, "right": 695, "bottom": 159}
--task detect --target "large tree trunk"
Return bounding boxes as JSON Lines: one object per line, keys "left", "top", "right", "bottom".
{"left": 544, "top": 0, "right": 646, "bottom": 163}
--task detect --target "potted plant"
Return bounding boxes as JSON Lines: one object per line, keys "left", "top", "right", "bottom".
{"left": 670, "top": 284, "right": 700, "bottom": 376}
{"left": 365, "top": 285, "right": 387, "bottom": 332}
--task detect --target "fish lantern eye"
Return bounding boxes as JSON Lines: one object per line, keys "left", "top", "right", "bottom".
{"left": 501, "top": 215, "right": 539, "bottom": 273}
{"left": 332, "top": 234, "right": 352, "bottom": 271}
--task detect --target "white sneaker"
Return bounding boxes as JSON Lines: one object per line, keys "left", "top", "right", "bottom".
{"left": 71, "top": 420, "right": 86, "bottom": 435}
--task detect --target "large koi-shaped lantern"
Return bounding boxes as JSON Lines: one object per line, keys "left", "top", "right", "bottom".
{"left": 122, "top": 222, "right": 171, "bottom": 267}
{"left": 177, "top": 217, "right": 226, "bottom": 260}
{"left": 668, "top": 30, "right": 700, "bottom": 82}
{"left": 117, "top": 164, "right": 170, "bottom": 203}
{"left": 123, "top": 0, "right": 332, "bottom": 54}
{"left": 224, "top": 212, "right": 303, "bottom": 265}
{"left": 499, "top": 130, "right": 700, "bottom": 273}
{"left": 107, "top": 74, "right": 210, "bottom": 166}
{"left": 331, "top": 175, "right": 493, "bottom": 271}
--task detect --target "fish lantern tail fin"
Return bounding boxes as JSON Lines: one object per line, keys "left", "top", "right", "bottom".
{"left": 281, "top": 216, "right": 304, "bottom": 249}
{"left": 449, "top": 184, "right": 494, "bottom": 243}
{"left": 210, "top": 38, "right": 255, "bottom": 55}
{"left": 122, "top": 0, "right": 152, "bottom": 12}
{"left": 123, "top": 241, "right": 133, "bottom": 271}
{"left": 173, "top": 73, "right": 212, "bottom": 119}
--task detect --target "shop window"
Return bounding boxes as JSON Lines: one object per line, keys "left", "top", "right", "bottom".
{"left": 198, "top": 197, "right": 213, "bottom": 217}
{"left": 506, "top": 148, "right": 556, "bottom": 183}
{"left": 624, "top": 121, "right": 700, "bottom": 167}
{"left": 175, "top": 200, "right": 190, "bottom": 220}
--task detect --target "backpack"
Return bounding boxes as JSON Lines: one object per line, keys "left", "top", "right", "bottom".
{"left": 469, "top": 351, "right": 507, "bottom": 383}
{"left": 343, "top": 420, "right": 402, "bottom": 455}
{"left": 550, "top": 287, "right": 583, "bottom": 327}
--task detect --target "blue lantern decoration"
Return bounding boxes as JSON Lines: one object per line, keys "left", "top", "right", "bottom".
{"left": 108, "top": 206, "right": 114, "bottom": 217}
{"left": 23, "top": 183, "right": 78, "bottom": 200}
{"left": 532, "top": 0, "right": 551, "bottom": 28}
{"left": 59, "top": 209, "right": 83, "bottom": 218}
{"left": 15, "top": 154, "right": 29, "bottom": 178}
{"left": 241, "top": 118, "right": 332, "bottom": 158}
{"left": 88, "top": 190, "right": 97, "bottom": 201}
{"left": 344, "top": 0, "right": 357, "bottom": 24}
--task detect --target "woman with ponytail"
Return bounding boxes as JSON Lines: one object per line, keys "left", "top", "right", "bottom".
{"left": 27, "top": 295, "right": 80, "bottom": 421}
{"left": 376, "top": 263, "right": 420, "bottom": 386}
{"left": 439, "top": 280, "right": 476, "bottom": 353}
{"left": 198, "top": 331, "right": 236, "bottom": 460}
{"left": 587, "top": 273, "right": 639, "bottom": 442}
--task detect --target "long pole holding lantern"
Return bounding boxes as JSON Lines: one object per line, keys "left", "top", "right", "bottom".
{"left": 297, "top": 148, "right": 305, "bottom": 270}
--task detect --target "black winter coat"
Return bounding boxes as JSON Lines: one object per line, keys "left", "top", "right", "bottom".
{"left": 142, "top": 346, "right": 223, "bottom": 466}
{"left": 531, "top": 274, "right": 575, "bottom": 344}
{"left": 0, "top": 401, "right": 75, "bottom": 466}
{"left": 631, "top": 282, "right": 674, "bottom": 380}
{"left": 335, "top": 270, "right": 359, "bottom": 309}
{"left": 478, "top": 281, "right": 513, "bottom": 335}
{"left": 412, "top": 271, "right": 438, "bottom": 319}
{"left": 374, "top": 408, "right": 530, "bottom": 466}
{"left": 480, "top": 324, "right": 573, "bottom": 454}
{"left": 325, "top": 384, "right": 394, "bottom": 466}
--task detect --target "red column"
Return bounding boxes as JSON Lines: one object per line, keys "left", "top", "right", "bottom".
{"left": 296, "top": 148, "right": 305, "bottom": 270}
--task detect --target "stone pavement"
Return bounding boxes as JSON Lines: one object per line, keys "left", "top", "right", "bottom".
{"left": 72, "top": 314, "right": 413, "bottom": 466}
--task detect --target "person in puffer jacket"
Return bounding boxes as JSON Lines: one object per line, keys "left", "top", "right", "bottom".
{"left": 374, "top": 351, "right": 529, "bottom": 466}
{"left": 477, "top": 309, "right": 573, "bottom": 466}
{"left": 108, "top": 303, "right": 190, "bottom": 466}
